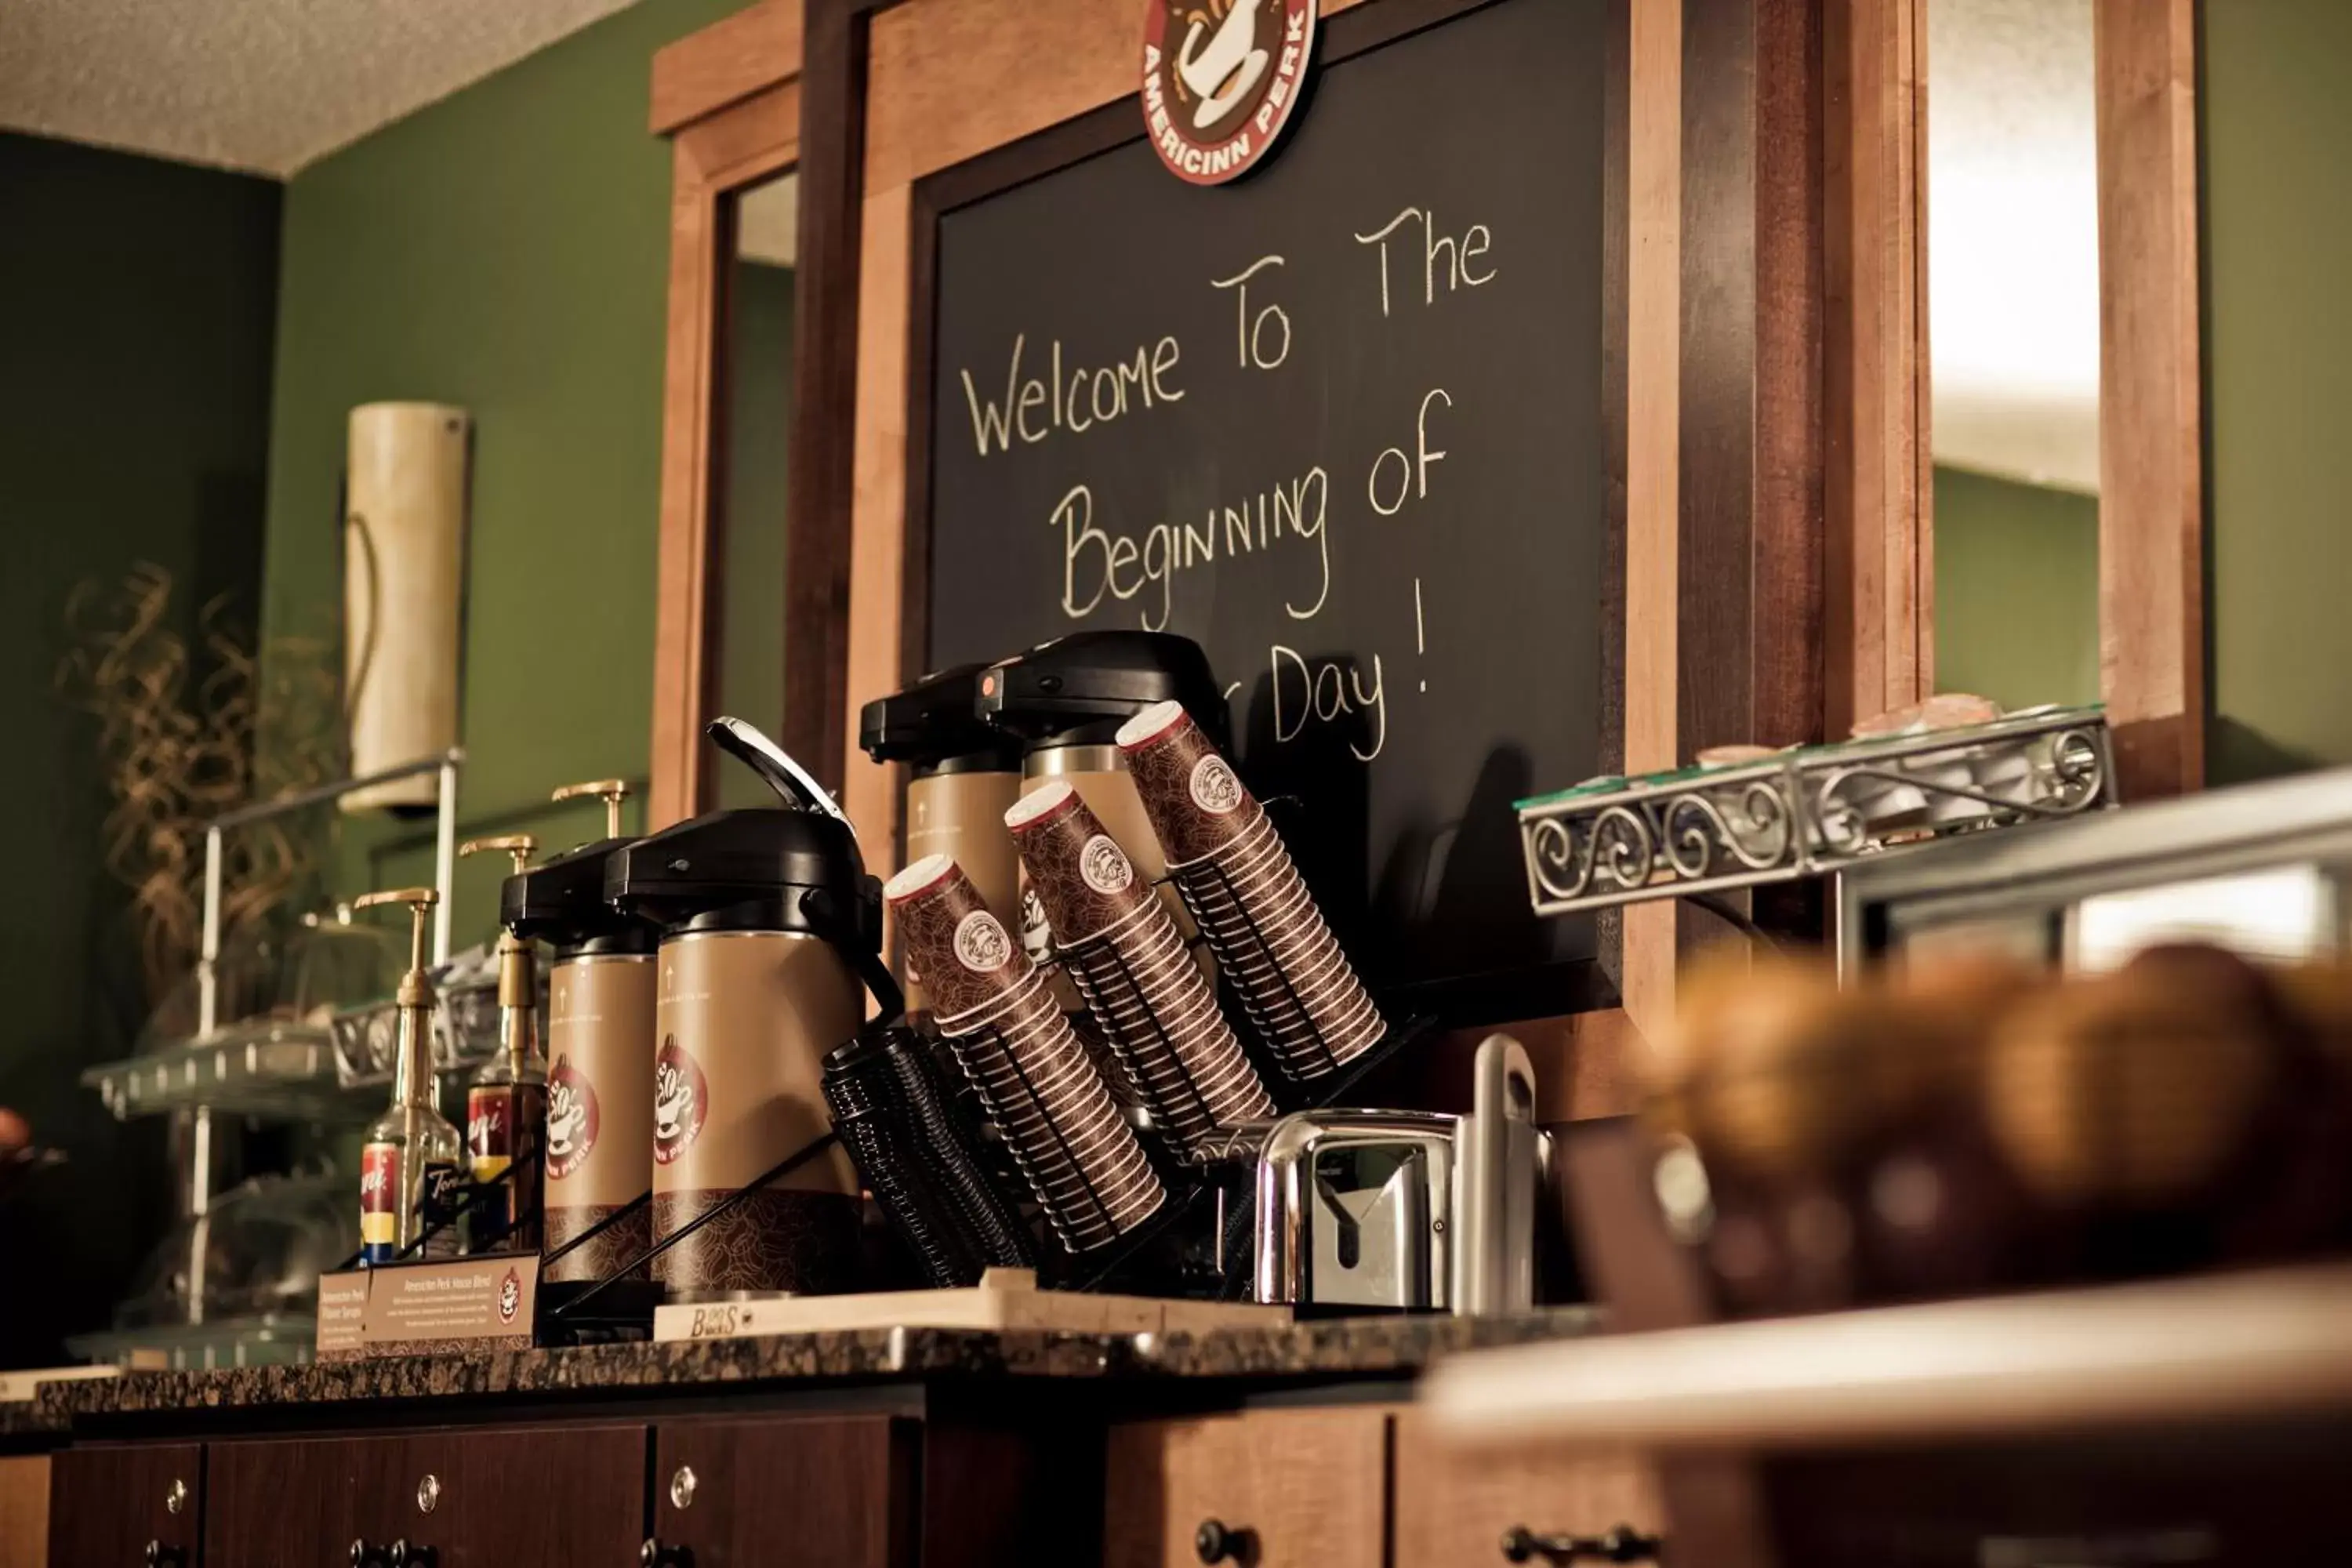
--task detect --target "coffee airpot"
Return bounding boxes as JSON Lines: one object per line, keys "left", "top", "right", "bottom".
{"left": 606, "top": 720, "right": 898, "bottom": 1298}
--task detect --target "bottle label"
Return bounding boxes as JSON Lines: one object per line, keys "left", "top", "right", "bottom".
{"left": 419, "top": 1160, "right": 463, "bottom": 1260}
{"left": 467, "top": 1088, "right": 514, "bottom": 1182}
{"left": 466, "top": 1084, "right": 546, "bottom": 1253}
{"left": 359, "top": 1142, "right": 401, "bottom": 1265}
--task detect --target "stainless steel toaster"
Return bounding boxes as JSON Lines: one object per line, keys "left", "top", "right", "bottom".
{"left": 1235, "top": 1035, "right": 1548, "bottom": 1312}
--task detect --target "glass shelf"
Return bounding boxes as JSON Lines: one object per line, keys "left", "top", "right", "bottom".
{"left": 81, "top": 1020, "right": 376, "bottom": 1123}
{"left": 1515, "top": 705, "right": 2116, "bottom": 917}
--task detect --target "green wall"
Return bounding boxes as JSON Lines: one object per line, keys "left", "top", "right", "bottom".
{"left": 1933, "top": 466, "right": 2100, "bottom": 713}
{"left": 261, "top": 0, "right": 748, "bottom": 940}
{"left": 715, "top": 257, "right": 797, "bottom": 813}
{"left": 0, "top": 132, "right": 281, "bottom": 1366}
{"left": 2204, "top": 0, "right": 2352, "bottom": 782}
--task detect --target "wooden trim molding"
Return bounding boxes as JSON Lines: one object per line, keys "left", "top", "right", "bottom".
{"left": 1823, "top": 0, "right": 1930, "bottom": 741}
{"left": 649, "top": 0, "right": 803, "bottom": 135}
{"left": 647, "top": 80, "right": 801, "bottom": 829}
{"left": 782, "top": 0, "right": 873, "bottom": 800}
{"left": 1678, "top": 0, "right": 1827, "bottom": 956}
{"left": 1619, "top": 0, "right": 1682, "bottom": 1044}
{"left": 2094, "top": 0, "right": 2203, "bottom": 799}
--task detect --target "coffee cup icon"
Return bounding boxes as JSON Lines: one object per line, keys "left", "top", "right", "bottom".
{"left": 1178, "top": 0, "right": 1271, "bottom": 133}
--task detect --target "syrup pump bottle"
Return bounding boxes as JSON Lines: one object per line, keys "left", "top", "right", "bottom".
{"left": 355, "top": 887, "right": 463, "bottom": 1264}
{"left": 459, "top": 834, "right": 546, "bottom": 1254}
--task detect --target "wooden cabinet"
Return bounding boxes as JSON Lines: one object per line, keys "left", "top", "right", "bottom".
{"left": 47, "top": 1443, "right": 199, "bottom": 1568}
{"left": 206, "top": 1425, "right": 648, "bottom": 1566}
{"left": 2, "top": 1454, "right": 50, "bottom": 1568}
{"left": 647, "top": 1414, "right": 915, "bottom": 1568}
{"left": 207, "top": 1434, "right": 374, "bottom": 1567}
{"left": 1391, "top": 1411, "right": 1662, "bottom": 1568}
{"left": 1104, "top": 1407, "right": 1392, "bottom": 1568}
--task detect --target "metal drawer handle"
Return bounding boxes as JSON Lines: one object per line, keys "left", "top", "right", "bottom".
{"left": 387, "top": 1541, "right": 435, "bottom": 1568}
{"left": 142, "top": 1542, "right": 186, "bottom": 1566}
{"left": 1501, "top": 1524, "right": 1663, "bottom": 1563}
{"left": 349, "top": 1543, "right": 383, "bottom": 1567}
{"left": 641, "top": 1541, "right": 693, "bottom": 1566}
{"left": 1195, "top": 1518, "right": 1255, "bottom": 1563}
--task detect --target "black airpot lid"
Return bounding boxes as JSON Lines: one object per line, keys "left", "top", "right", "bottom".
{"left": 501, "top": 838, "right": 655, "bottom": 956}
{"left": 857, "top": 662, "right": 1023, "bottom": 770}
{"left": 604, "top": 807, "right": 878, "bottom": 948}
{"left": 975, "top": 630, "right": 1229, "bottom": 747}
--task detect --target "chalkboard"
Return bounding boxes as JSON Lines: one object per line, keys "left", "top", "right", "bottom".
{"left": 914, "top": 0, "right": 1615, "bottom": 1016}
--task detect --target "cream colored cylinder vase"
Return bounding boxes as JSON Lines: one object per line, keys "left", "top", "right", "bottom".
{"left": 343, "top": 401, "right": 468, "bottom": 812}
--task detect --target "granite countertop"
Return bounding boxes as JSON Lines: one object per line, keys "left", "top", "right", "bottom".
{"left": 25, "top": 1307, "right": 1601, "bottom": 1429}
{"left": 0, "top": 1400, "right": 62, "bottom": 1440}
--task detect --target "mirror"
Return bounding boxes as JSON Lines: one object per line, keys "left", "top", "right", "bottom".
{"left": 713, "top": 169, "right": 800, "bottom": 810}
{"left": 1927, "top": 0, "right": 2101, "bottom": 711}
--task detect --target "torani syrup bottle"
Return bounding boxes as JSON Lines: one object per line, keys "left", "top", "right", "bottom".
{"left": 355, "top": 887, "right": 463, "bottom": 1265}
{"left": 459, "top": 835, "right": 548, "bottom": 1253}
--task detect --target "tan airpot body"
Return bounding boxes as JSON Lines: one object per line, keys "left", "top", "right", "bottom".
{"left": 651, "top": 930, "right": 864, "bottom": 1295}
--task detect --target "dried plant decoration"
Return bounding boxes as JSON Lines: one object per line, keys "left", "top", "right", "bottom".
{"left": 57, "top": 564, "right": 343, "bottom": 1018}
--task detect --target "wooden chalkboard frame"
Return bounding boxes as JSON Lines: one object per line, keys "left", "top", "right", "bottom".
{"left": 799, "top": 0, "right": 1825, "bottom": 1119}
{"left": 898, "top": 0, "right": 1632, "bottom": 1025}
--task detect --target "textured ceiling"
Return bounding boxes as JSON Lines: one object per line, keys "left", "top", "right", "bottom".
{"left": 0, "top": 0, "right": 637, "bottom": 176}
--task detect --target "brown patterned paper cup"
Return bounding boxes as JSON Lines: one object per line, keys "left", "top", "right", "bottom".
{"left": 1010, "top": 780, "right": 1275, "bottom": 1149}
{"left": 885, "top": 853, "right": 1167, "bottom": 1248}
{"left": 1115, "top": 700, "right": 1264, "bottom": 867}
{"left": 885, "top": 854, "right": 1035, "bottom": 1027}
{"left": 1005, "top": 781, "right": 1158, "bottom": 945}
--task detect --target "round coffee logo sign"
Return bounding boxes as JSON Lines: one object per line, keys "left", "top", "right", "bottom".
{"left": 652, "top": 1036, "right": 708, "bottom": 1166}
{"left": 1189, "top": 754, "right": 1246, "bottom": 815}
{"left": 1142, "top": 0, "right": 1318, "bottom": 186}
{"left": 545, "top": 1054, "right": 601, "bottom": 1180}
{"left": 497, "top": 1266, "right": 523, "bottom": 1325}
{"left": 955, "top": 909, "right": 1014, "bottom": 974}
{"left": 1080, "top": 834, "right": 1135, "bottom": 895}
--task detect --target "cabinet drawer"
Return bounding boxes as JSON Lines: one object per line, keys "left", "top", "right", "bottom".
{"left": 650, "top": 1414, "right": 915, "bottom": 1568}
{"left": 1392, "top": 1411, "right": 1661, "bottom": 1568}
{"left": 49, "top": 1443, "right": 200, "bottom": 1568}
{"left": 1105, "top": 1407, "right": 1392, "bottom": 1568}
{"left": 207, "top": 1425, "right": 646, "bottom": 1567}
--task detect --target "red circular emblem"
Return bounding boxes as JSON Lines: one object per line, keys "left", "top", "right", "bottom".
{"left": 652, "top": 1036, "right": 708, "bottom": 1166}
{"left": 1142, "top": 0, "right": 1319, "bottom": 186}
{"left": 544, "top": 1054, "right": 602, "bottom": 1181}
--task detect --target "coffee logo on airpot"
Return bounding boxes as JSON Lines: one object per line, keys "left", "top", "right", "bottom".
{"left": 545, "top": 1055, "right": 601, "bottom": 1180}
{"left": 652, "top": 1037, "right": 708, "bottom": 1165}
{"left": 1080, "top": 834, "right": 1135, "bottom": 895}
{"left": 1189, "top": 755, "right": 1245, "bottom": 815}
{"left": 954, "top": 909, "right": 1014, "bottom": 973}
{"left": 1142, "top": 0, "right": 1318, "bottom": 186}
{"left": 498, "top": 1266, "right": 523, "bottom": 1324}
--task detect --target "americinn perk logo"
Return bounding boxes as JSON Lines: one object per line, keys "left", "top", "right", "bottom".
{"left": 1142, "top": 0, "right": 1318, "bottom": 185}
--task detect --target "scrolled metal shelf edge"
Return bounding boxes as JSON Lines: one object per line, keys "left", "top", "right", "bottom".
{"left": 1517, "top": 709, "right": 2116, "bottom": 917}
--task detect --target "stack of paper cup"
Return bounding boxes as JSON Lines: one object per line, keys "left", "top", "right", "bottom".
{"left": 884, "top": 854, "right": 1166, "bottom": 1251}
{"left": 1006, "top": 782, "right": 1275, "bottom": 1155}
{"left": 1115, "top": 700, "right": 1386, "bottom": 1079}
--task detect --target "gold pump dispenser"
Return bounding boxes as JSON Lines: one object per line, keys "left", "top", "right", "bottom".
{"left": 355, "top": 887, "right": 463, "bottom": 1264}
{"left": 552, "top": 778, "right": 630, "bottom": 838}
{"left": 460, "top": 834, "right": 546, "bottom": 1253}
